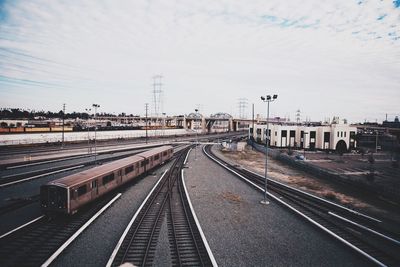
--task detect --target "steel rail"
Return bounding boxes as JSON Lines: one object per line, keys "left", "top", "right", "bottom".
{"left": 203, "top": 145, "right": 399, "bottom": 267}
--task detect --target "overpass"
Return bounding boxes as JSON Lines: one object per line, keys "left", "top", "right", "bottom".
{"left": 97, "top": 113, "right": 253, "bottom": 133}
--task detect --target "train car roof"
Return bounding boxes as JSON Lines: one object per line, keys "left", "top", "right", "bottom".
{"left": 46, "top": 145, "right": 173, "bottom": 188}
{"left": 138, "top": 145, "right": 173, "bottom": 158}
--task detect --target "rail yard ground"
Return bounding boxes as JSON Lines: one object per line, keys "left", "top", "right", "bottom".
{"left": 184, "top": 146, "right": 373, "bottom": 266}
{"left": 219, "top": 145, "right": 400, "bottom": 228}
{"left": 1, "top": 140, "right": 398, "bottom": 266}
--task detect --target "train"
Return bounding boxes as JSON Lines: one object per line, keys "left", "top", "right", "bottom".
{"left": 40, "top": 145, "right": 174, "bottom": 215}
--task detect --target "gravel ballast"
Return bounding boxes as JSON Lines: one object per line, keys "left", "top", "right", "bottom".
{"left": 183, "top": 145, "right": 374, "bottom": 266}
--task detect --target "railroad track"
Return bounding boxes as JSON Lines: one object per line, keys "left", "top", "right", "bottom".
{"left": 0, "top": 195, "right": 40, "bottom": 216}
{"left": 204, "top": 144, "right": 400, "bottom": 267}
{"left": 0, "top": 193, "right": 120, "bottom": 267}
{"left": 108, "top": 147, "right": 215, "bottom": 267}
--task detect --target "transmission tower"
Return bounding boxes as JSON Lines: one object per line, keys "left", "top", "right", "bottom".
{"left": 296, "top": 109, "right": 301, "bottom": 124}
{"left": 152, "top": 75, "right": 163, "bottom": 117}
{"left": 237, "top": 98, "right": 248, "bottom": 119}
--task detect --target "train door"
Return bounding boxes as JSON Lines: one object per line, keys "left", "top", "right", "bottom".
{"left": 117, "top": 170, "right": 122, "bottom": 184}
{"left": 47, "top": 186, "right": 67, "bottom": 210}
{"left": 91, "top": 180, "right": 99, "bottom": 199}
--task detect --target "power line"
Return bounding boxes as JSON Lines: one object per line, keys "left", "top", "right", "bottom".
{"left": 296, "top": 109, "right": 301, "bottom": 124}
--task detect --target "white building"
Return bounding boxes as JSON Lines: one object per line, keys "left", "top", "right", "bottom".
{"left": 250, "top": 121, "right": 357, "bottom": 152}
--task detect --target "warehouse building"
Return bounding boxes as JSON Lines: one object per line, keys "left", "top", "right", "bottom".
{"left": 249, "top": 121, "right": 357, "bottom": 152}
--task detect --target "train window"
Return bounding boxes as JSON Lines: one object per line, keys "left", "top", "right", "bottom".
{"left": 118, "top": 170, "right": 122, "bottom": 176}
{"left": 163, "top": 151, "right": 167, "bottom": 156}
{"left": 155, "top": 155, "right": 160, "bottom": 160}
{"left": 91, "top": 180, "right": 98, "bottom": 188}
{"left": 77, "top": 185, "right": 87, "bottom": 196}
{"left": 102, "top": 173, "right": 115, "bottom": 185}
{"left": 125, "top": 165, "right": 134, "bottom": 174}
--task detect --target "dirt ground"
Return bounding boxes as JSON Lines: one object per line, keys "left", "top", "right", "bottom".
{"left": 220, "top": 145, "right": 400, "bottom": 226}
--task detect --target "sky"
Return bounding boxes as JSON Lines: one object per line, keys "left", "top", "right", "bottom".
{"left": 0, "top": 0, "right": 399, "bottom": 123}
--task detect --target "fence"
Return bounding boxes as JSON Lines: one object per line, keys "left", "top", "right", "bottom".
{"left": 0, "top": 129, "right": 188, "bottom": 146}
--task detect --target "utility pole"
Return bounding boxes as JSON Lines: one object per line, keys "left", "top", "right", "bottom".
{"left": 92, "top": 104, "right": 100, "bottom": 164}
{"left": 195, "top": 108, "right": 199, "bottom": 160}
{"left": 251, "top": 103, "right": 255, "bottom": 150}
{"left": 145, "top": 103, "right": 149, "bottom": 144}
{"left": 85, "top": 108, "right": 91, "bottom": 154}
{"left": 162, "top": 112, "right": 166, "bottom": 138}
{"left": 252, "top": 103, "right": 254, "bottom": 137}
{"left": 62, "top": 103, "right": 65, "bottom": 148}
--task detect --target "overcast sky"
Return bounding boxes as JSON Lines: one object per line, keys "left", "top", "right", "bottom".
{"left": 0, "top": 0, "right": 399, "bottom": 123}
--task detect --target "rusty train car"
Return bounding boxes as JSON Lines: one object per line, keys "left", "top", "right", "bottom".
{"left": 40, "top": 145, "right": 173, "bottom": 215}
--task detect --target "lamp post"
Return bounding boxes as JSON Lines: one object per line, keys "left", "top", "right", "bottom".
{"left": 195, "top": 109, "right": 199, "bottom": 160}
{"left": 92, "top": 104, "right": 100, "bottom": 164}
{"left": 260, "top": 94, "right": 278, "bottom": 205}
{"left": 85, "top": 108, "right": 91, "bottom": 154}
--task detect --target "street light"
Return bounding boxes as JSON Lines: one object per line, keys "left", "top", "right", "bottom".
{"left": 260, "top": 94, "right": 278, "bottom": 205}
{"left": 194, "top": 109, "right": 199, "bottom": 160}
{"left": 85, "top": 108, "right": 91, "bottom": 154}
{"left": 92, "top": 104, "right": 100, "bottom": 164}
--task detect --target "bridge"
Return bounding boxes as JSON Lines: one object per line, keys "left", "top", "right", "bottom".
{"left": 96, "top": 112, "right": 253, "bottom": 133}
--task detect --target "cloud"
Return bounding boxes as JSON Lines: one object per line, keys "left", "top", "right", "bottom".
{"left": 0, "top": 0, "right": 399, "bottom": 122}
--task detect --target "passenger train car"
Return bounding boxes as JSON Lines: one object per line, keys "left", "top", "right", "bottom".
{"left": 40, "top": 145, "right": 173, "bottom": 215}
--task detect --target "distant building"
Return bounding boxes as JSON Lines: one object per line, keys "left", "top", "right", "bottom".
{"left": 249, "top": 120, "right": 357, "bottom": 152}
{"left": 382, "top": 116, "right": 400, "bottom": 128}
{"left": 0, "top": 120, "right": 28, "bottom": 127}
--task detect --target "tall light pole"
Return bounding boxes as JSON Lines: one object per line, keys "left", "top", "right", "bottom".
{"left": 92, "top": 104, "right": 100, "bottom": 164}
{"left": 194, "top": 109, "right": 199, "bottom": 160}
{"left": 260, "top": 94, "right": 278, "bottom": 205}
{"left": 85, "top": 108, "right": 91, "bottom": 154}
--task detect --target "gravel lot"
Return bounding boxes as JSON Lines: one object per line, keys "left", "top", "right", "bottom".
{"left": 183, "top": 145, "right": 373, "bottom": 266}
{"left": 220, "top": 145, "right": 400, "bottom": 229}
